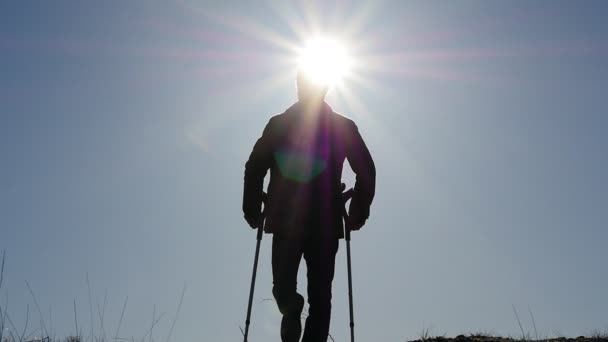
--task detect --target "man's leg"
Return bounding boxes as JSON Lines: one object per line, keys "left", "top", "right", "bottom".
{"left": 272, "top": 234, "right": 305, "bottom": 342}
{"left": 302, "top": 236, "right": 339, "bottom": 342}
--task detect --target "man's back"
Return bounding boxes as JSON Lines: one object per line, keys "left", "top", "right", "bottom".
{"left": 243, "top": 101, "right": 375, "bottom": 238}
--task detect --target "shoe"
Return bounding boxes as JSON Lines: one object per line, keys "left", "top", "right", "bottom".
{"left": 280, "top": 294, "right": 305, "bottom": 342}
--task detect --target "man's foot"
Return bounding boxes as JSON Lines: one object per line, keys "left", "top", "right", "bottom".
{"left": 280, "top": 294, "right": 305, "bottom": 342}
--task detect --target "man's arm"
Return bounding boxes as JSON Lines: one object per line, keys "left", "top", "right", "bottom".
{"left": 243, "top": 119, "right": 274, "bottom": 228}
{"left": 345, "top": 122, "right": 376, "bottom": 230}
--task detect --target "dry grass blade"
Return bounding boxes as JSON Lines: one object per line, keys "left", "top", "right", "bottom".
{"left": 528, "top": 306, "right": 538, "bottom": 341}
{"left": 0, "top": 250, "right": 5, "bottom": 291}
{"left": 48, "top": 305, "right": 54, "bottom": 339}
{"left": 20, "top": 303, "right": 30, "bottom": 342}
{"left": 420, "top": 322, "right": 433, "bottom": 341}
{"left": 86, "top": 273, "right": 95, "bottom": 342}
{"left": 4, "top": 310, "right": 23, "bottom": 341}
{"left": 26, "top": 280, "right": 49, "bottom": 338}
{"left": 0, "top": 252, "right": 6, "bottom": 342}
{"left": 114, "top": 296, "right": 128, "bottom": 341}
{"left": 23, "top": 327, "right": 42, "bottom": 341}
{"left": 512, "top": 305, "right": 526, "bottom": 341}
{"left": 0, "top": 301, "right": 5, "bottom": 342}
{"left": 74, "top": 298, "right": 79, "bottom": 340}
{"left": 140, "top": 312, "right": 165, "bottom": 342}
{"left": 164, "top": 284, "right": 186, "bottom": 342}
{"left": 149, "top": 304, "right": 155, "bottom": 342}
{"left": 96, "top": 289, "right": 108, "bottom": 342}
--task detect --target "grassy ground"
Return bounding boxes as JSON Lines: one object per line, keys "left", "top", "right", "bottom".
{"left": 409, "top": 334, "right": 608, "bottom": 342}
{"left": 5, "top": 333, "right": 608, "bottom": 342}
{"left": 3, "top": 251, "right": 607, "bottom": 342}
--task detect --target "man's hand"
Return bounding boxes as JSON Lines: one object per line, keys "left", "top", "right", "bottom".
{"left": 346, "top": 213, "right": 366, "bottom": 231}
{"left": 244, "top": 192, "right": 267, "bottom": 229}
{"left": 245, "top": 213, "right": 264, "bottom": 229}
{"left": 341, "top": 184, "right": 366, "bottom": 231}
{"left": 347, "top": 200, "right": 369, "bottom": 230}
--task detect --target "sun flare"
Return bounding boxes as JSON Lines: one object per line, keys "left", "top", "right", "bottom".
{"left": 297, "top": 37, "right": 353, "bottom": 88}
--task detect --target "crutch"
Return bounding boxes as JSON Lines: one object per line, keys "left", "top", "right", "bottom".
{"left": 341, "top": 187, "right": 356, "bottom": 342}
{"left": 243, "top": 192, "right": 267, "bottom": 342}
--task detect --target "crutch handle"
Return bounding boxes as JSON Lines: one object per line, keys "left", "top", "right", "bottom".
{"left": 256, "top": 192, "right": 268, "bottom": 240}
{"left": 341, "top": 186, "right": 354, "bottom": 239}
{"left": 342, "top": 188, "right": 354, "bottom": 203}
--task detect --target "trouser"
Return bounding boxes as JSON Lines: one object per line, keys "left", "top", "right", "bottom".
{"left": 272, "top": 233, "right": 339, "bottom": 342}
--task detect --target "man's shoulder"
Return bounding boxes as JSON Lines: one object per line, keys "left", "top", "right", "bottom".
{"left": 266, "top": 111, "right": 290, "bottom": 128}
{"left": 329, "top": 110, "right": 358, "bottom": 132}
{"left": 330, "top": 110, "right": 355, "bottom": 124}
{"left": 263, "top": 105, "right": 296, "bottom": 134}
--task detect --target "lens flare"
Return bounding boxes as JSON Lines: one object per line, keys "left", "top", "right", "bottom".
{"left": 297, "top": 37, "right": 353, "bottom": 88}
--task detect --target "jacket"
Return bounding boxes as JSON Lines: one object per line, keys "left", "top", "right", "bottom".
{"left": 243, "top": 101, "right": 375, "bottom": 239}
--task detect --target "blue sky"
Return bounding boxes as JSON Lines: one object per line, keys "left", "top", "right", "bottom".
{"left": 1, "top": 1, "right": 607, "bottom": 341}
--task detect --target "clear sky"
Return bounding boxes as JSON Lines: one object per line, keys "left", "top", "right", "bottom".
{"left": 1, "top": 1, "right": 607, "bottom": 341}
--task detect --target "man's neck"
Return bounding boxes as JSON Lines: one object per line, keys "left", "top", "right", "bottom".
{"left": 297, "top": 99, "right": 328, "bottom": 113}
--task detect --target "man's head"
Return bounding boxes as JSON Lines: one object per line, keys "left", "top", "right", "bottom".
{"left": 296, "top": 69, "right": 328, "bottom": 103}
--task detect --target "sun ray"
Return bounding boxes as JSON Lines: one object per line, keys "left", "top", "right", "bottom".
{"left": 241, "top": 69, "right": 297, "bottom": 105}
{"left": 344, "top": 66, "right": 391, "bottom": 98}
{"left": 341, "top": 1, "right": 381, "bottom": 40}
{"left": 298, "top": 0, "right": 324, "bottom": 38}
{"left": 183, "top": 3, "right": 300, "bottom": 53}
{"left": 264, "top": 0, "right": 311, "bottom": 42}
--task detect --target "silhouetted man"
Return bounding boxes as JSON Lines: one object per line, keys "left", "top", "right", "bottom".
{"left": 243, "top": 70, "right": 375, "bottom": 342}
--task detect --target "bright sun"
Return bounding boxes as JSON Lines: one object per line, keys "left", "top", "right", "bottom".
{"left": 297, "top": 37, "right": 353, "bottom": 88}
